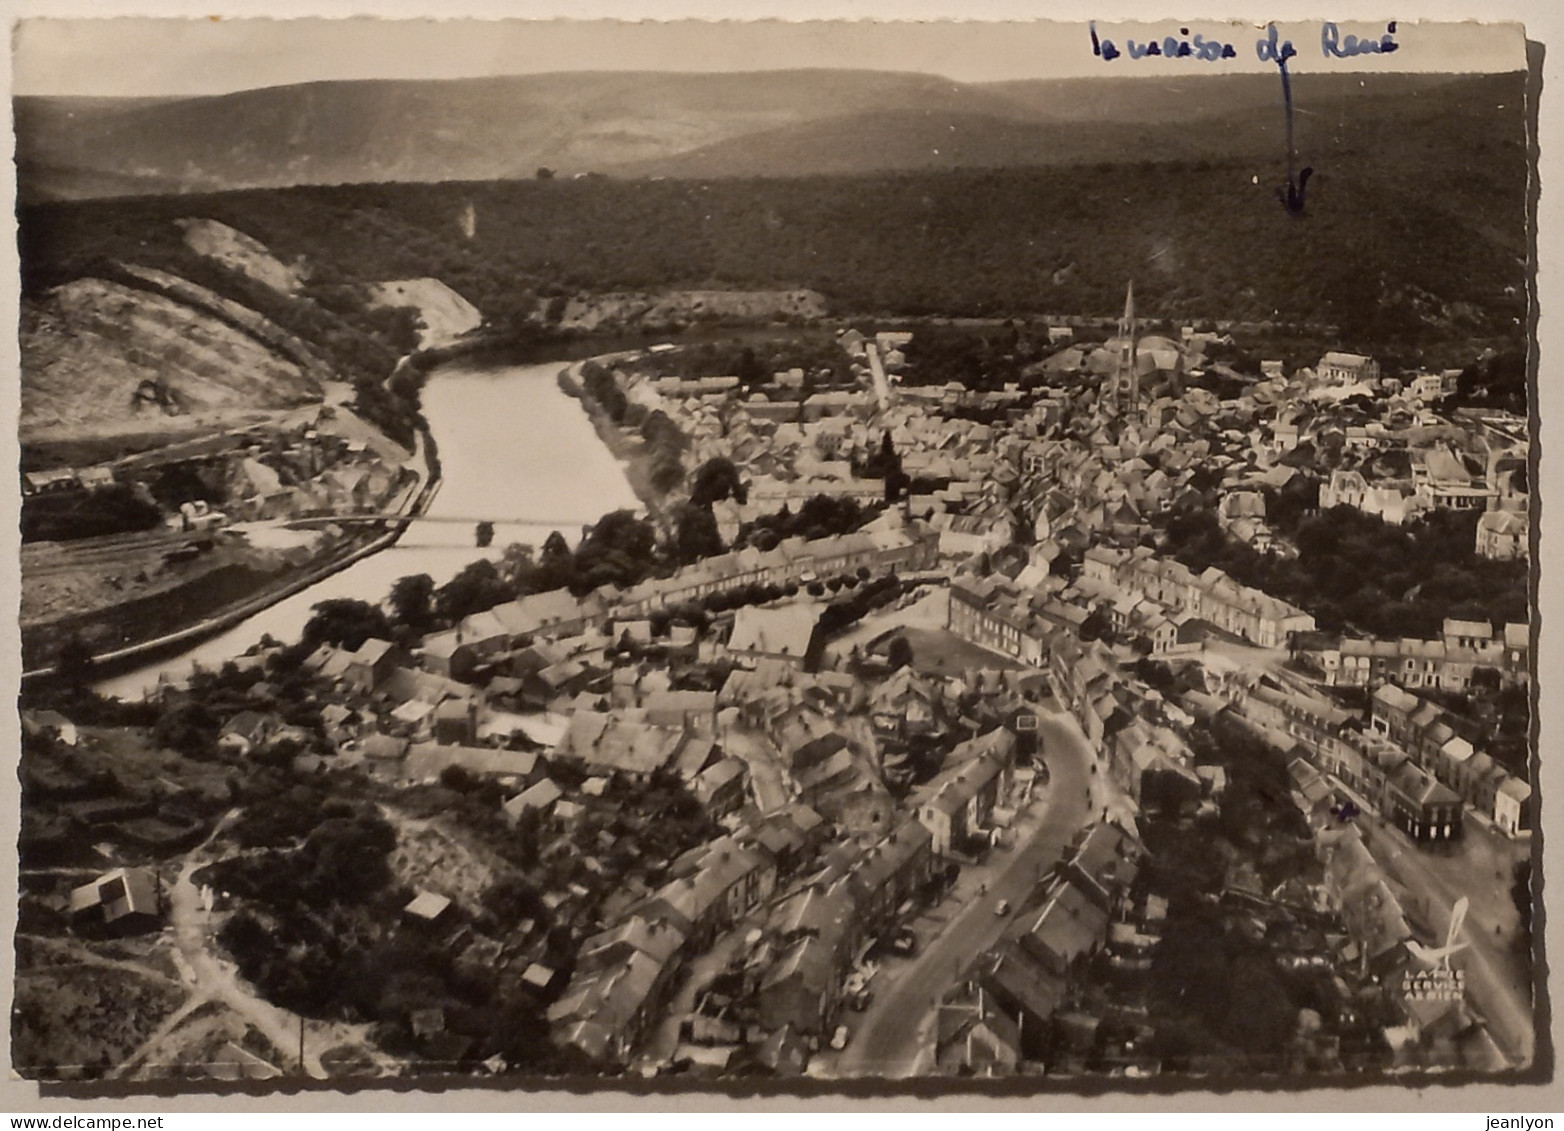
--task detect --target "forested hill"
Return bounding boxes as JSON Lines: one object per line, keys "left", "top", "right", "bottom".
{"left": 21, "top": 144, "right": 1527, "bottom": 349}
{"left": 16, "top": 69, "right": 1523, "bottom": 199}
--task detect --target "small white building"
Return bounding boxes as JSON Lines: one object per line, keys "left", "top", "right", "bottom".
{"left": 1493, "top": 778, "right": 1531, "bottom": 837}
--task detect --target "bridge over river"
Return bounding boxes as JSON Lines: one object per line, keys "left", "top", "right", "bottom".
{"left": 94, "top": 358, "right": 643, "bottom": 699}
{"left": 278, "top": 512, "right": 616, "bottom": 530}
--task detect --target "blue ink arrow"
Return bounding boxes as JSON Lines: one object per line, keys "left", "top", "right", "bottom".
{"left": 1258, "top": 24, "right": 1312, "bottom": 216}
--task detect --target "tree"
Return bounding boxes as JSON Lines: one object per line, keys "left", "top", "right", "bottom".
{"left": 482, "top": 874, "right": 544, "bottom": 927}
{"left": 435, "top": 559, "right": 511, "bottom": 623}
{"left": 541, "top": 531, "right": 571, "bottom": 561}
{"left": 672, "top": 503, "right": 724, "bottom": 564}
{"left": 1512, "top": 860, "right": 1532, "bottom": 943}
{"left": 53, "top": 633, "right": 95, "bottom": 688}
{"left": 475, "top": 521, "right": 495, "bottom": 549}
{"left": 536, "top": 167, "right": 555, "bottom": 180}
{"left": 689, "top": 457, "right": 747, "bottom": 507}
{"left": 300, "top": 813, "right": 398, "bottom": 902}
{"left": 303, "top": 598, "right": 393, "bottom": 651}
{"left": 388, "top": 573, "right": 436, "bottom": 634}
{"left": 736, "top": 346, "right": 766, "bottom": 387}
{"left": 640, "top": 409, "right": 684, "bottom": 451}
{"left": 532, "top": 530, "right": 577, "bottom": 592}
{"left": 886, "top": 635, "right": 915, "bottom": 671}
{"left": 885, "top": 466, "right": 911, "bottom": 503}
{"left": 580, "top": 510, "right": 656, "bottom": 563}
{"left": 154, "top": 701, "right": 220, "bottom": 759}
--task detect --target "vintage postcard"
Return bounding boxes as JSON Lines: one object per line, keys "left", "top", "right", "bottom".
{"left": 4, "top": 13, "right": 1546, "bottom": 1101}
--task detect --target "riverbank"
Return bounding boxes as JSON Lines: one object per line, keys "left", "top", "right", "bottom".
{"left": 556, "top": 357, "right": 680, "bottom": 529}
{"left": 22, "top": 420, "right": 443, "bottom": 685}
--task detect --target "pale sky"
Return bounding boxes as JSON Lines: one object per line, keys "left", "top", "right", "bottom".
{"left": 12, "top": 17, "right": 1529, "bottom": 97}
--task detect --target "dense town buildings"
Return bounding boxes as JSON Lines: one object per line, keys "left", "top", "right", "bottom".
{"left": 21, "top": 317, "right": 1533, "bottom": 1084}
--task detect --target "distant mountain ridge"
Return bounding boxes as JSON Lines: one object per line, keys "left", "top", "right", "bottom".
{"left": 15, "top": 68, "right": 1519, "bottom": 200}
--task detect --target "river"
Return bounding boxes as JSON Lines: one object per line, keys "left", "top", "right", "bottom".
{"left": 94, "top": 360, "right": 640, "bottom": 699}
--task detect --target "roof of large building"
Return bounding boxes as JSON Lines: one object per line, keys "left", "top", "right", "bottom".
{"left": 728, "top": 604, "right": 820, "bottom": 659}
{"left": 1017, "top": 879, "right": 1110, "bottom": 970}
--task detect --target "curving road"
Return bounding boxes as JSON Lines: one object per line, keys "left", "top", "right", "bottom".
{"left": 825, "top": 704, "right": 1099, "bottom": 1079}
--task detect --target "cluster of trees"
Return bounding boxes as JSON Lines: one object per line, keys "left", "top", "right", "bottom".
{"left": 1449, "top": 348, "right": 1528, "bottom": 415}
{"left": 21, "top": 146, "right": 1527, "bottom": 357}
{"left": 370, "top": 463, "right": 882, "bottom": 646}
{"left": 579, "top": 361, "right": 628, "bottom": 422}
{"left": 1159, "top": 503, "right": 1528, "bottom": 638}
{"left": 731, "top": 494, "right": 880, "bottom": 552}
{"left": 21, "top": 484, "right": 163, "bottom": 543}
{"left": 371, "top": 475, "right": 892, "bottom": 643}
{"left": 300, "top": 596, "right": 395, "bottom": 652}
{"left": 374, "top": 508, "right": 668, "bottom": 640}
{"left": 669, "top": 455, "right": 749, "bottom": 566}
{"left": 899, "top": 324, "right": 1031, "bottom": 391}
{"left": 190, "top": 735, "right": 608, "bottom": 1072}
{"left": 816, "top": 573, "right": 907, "bottom": 639}
{"left": 146, "top": 645, "right": 337, "bottom": 762}
{"left": 577, "top": 360, "right": 686, "bottom": 496}
{"left": 625, "top": 566, "right": 897, "bottom": 645}
{"left": 208, "top": 805, "right": 590, "bottom": 1075}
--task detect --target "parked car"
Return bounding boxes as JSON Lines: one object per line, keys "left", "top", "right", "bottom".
{"left": 994, "top": 898, "right": 1012, "bottom": 916}
{"left": 830, "top": 1025, "right": 851, "bottom": 1051}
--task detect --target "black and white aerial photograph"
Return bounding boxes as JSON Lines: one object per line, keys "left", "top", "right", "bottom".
{"left": 4, "top": 12, "right": 1548, "bottom": 1100}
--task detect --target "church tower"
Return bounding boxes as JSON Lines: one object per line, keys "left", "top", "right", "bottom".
{"left": 1110, "top": 280, "right": 1139, "bottom": 413}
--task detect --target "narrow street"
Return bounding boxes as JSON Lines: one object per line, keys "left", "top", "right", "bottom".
{"left": 822, "top": 703, "right": 1098, "bottom": 1078}
{"left": 637, "top": 911, "right": 766, "bottom": 1066}
{"left": 165, "top": 855, "right": 329, "bottom": 1080}
{"left": 118, "top": 817, "right": 393, "bottom": 1080}
{"left": 718, "top": 715, "right": 794, "bottom": 814}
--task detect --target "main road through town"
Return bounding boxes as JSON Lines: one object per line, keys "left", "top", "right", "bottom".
{"left": 826, "top": 703, "right": 1099, "bottom": 1078}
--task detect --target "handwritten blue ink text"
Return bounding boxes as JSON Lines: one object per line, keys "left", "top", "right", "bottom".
{"left": 1090, "top": 23, "right": 1238, "bottom": 63}
{"left": 1256, "top": 23, "right": 1297, "bottom": 67}
{"left": 1321, "top": 21, "right": 1399, "bottom": 58}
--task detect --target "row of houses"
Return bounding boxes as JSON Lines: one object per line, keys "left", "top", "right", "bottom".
{"left": 756, "top": 816, "right": 939, "bottom": 1039}
{"left": 419, "top": 525, "right": 940, "bottom": 681}
{"left": 1047, "top": 633, "right": 1199, "bottom": 806}
{"left": 914, "top": 729, "right": 1019, "bottom": 856}
{"left": 1084, "top": 544, "right": 1315, "bottom": 649}
{"left": 946, "top": 577, "right": 1200, "bottom": 805}
{"left": 1295, "top": 618, "right": 1530, "bottom": 692}
{"left": 553, "top": 801, "right": 945, "bottom": 1063}
{"left": 549, "top": 806, "right": 826, "bottom": 1063}
{"left": 1371, "top": 684, "right": 1530, "bottom": 837}
{"left": 1236, "top": 679, "right": 1464, "bottom": 842}
{"left": 22, "top": 464, "right": 116, "bottom": 496}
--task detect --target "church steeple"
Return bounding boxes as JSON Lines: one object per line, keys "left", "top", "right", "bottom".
{"left": 1107, "top": 279, "right": 1139, "bottom": 413}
